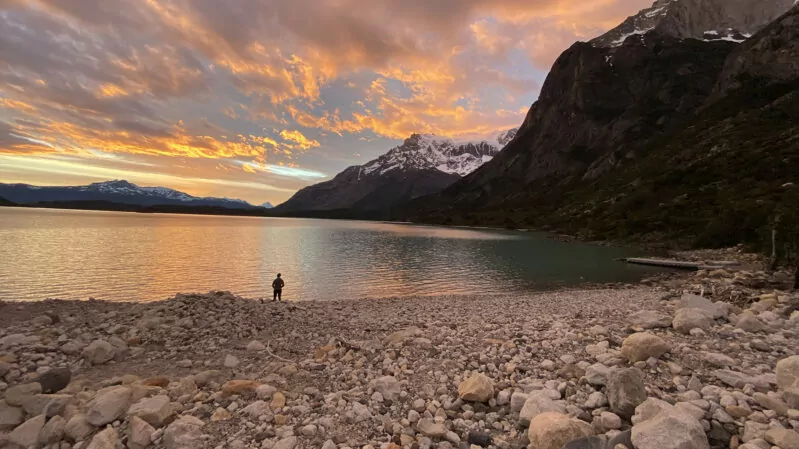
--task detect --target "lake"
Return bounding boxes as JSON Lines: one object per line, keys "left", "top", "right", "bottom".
{"left": 0, "top": 207, "right": 664, "bottom": 302}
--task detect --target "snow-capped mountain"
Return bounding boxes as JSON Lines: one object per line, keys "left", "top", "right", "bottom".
{"left": 276, "top": 129, "right": 517, "bottom": 213}
{"left": 0, "top": 180, "right": 257, "bottom": 209}
{"left": 362, "top": 129, "right": 517, "bottom": 178}
{"left": 591, "top": 0, "right": 794, "bottom": 47}
{"left": 260, "top": 202, "right": 274, "bottom": 209}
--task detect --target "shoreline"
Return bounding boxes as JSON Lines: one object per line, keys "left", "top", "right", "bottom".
{"left": 1, "top": 264, "right": 798, "bottom": 449}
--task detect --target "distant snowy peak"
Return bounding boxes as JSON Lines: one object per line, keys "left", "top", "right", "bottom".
{"left": 592, "top": 0, "right": 793, "bottom": 47}
{"left": 78, "top": 180, "right": 252, "bottom": 206}
{"left": 260, "top": 202, "right": 274, "bottom": 209}
{"left": 361, "top": 128, "right": 517, "bottom": 177}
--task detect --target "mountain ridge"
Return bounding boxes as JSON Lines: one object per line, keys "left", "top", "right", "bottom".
{"left": 275, "top": 129, "right": 516, "bottom": 213}
{"left": 0, "top": 180, "right": 261, "bottom": 209}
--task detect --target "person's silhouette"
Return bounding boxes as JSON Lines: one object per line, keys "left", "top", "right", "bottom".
{"left": 271, "top": 273, "right": 285, "bottom": 301}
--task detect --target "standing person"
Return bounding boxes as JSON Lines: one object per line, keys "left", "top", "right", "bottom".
{"left": 272, "top": 273, "right": 285, "bottom": 301}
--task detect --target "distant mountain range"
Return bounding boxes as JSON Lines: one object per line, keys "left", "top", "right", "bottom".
{"left": 275, "top": 129, "right": 517, "bottom": 213}
{"left": 0, "top": 180, "right": 264, "bottom": 210}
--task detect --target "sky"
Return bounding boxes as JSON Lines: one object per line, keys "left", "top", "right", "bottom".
{"left": 0, "top": 0, "right": 651, "bottom": 205}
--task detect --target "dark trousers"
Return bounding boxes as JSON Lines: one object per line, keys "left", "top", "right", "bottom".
{"left": 273, "top": 289, "right": 282, "bottom": 301}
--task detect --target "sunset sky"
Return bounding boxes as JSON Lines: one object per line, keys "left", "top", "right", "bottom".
{"left": 0, "top": 0, "right": 650, "bottom": 205}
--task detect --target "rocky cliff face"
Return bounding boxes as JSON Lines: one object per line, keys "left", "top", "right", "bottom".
{"left": 592, "top": 0, "right": 794, "bottom": 47}
{"left": 409, "top": 3, "right": 799, "bottom": 247}
{"left": 275, "top": 130, "right": 515, "bottom": 213}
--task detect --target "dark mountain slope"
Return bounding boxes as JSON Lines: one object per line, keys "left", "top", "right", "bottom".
{"left": 409, "top": 6, "right": 799, "bottom": 248}
{"left": 0, "top": 196, "right": 16, "bottom": 206}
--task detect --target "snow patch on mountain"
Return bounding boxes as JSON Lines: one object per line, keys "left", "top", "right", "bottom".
{"left": 361, "top": 129, "right": 517, "bottom": 178}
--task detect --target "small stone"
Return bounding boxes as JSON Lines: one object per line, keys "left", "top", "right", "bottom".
{"left": 300, "top": 424, "right": 317, "bottom": 437}
{"left": 702, "top": 352, "right": 735, "bottom": 368}
{"left": 86, "top": 427, "right": 118, "bottom": 449}
{"left": 527, "top": 412, "right": 592, "bottom": 449}
{"left": 142, "top": 376, "right": 170, "bottom": 388}
{"left": 373, "top": 376, "right": 401, "bottom": 402}
{"left": 673, "top": 308, "right": 714, "bottom": 334}
{"left": 274, "top": 436, "right": 298, "bottom": 449}
{"left": 564, "top": 436, "right": 605, "bottom": 449}
{"left": 737, "top": 312, "right": 766, "bottom": 333}
{"left": 223, "top": 354, "right": 240, "bottom": 368}
{"left": 752, "top": 393, "right": 788, "bottom": 416}
{"left": 584, "top": 363, "right": 610, "bottom": 386}
{"left": 194, "top": 370, "right": 224, "bottom": 387}
{"left": 584, "top": 391, "right": 608, "bottom": 409}
{"left": 242, "top": 400, "right": 272, "bottom": 419}
{"left": 520, "top": 392, "right": 567, "bottom": 425}
{"left": 37, "top": 367, "right": 72, "bottom": 393}
{"left": 607, "top": 368, "right": 647, "bottom": 419}
{"left": 599, "top": 412, "right": 622, "bottom": 430}
{"left": 82, "top": 340, "right": 115, "bottom": 365}
{"left": 467, "top": 431, "right": 492, "bottom": 447}
{"left": 211, "top": 407, "right": 231, "bottom": 421}
{"left": 21, "top": 394, "right": 72, "bottom": 417}
{"left": 679, "top": 294, "right": 729, "bottom": 319}
{"left": 417, "top": 418, "right": 447, "bottom": 438}
{"left": 129, "top": 415, "right": 156, "bottom": 449}
{"left": 0, "top": 401, "right": 25, "bottom": 430}
{"left": 256, "top": 384, "right": 277, "bottom": 400}
{"left": 221, "top": 380, "right": 260, "bottom": 395}
{"left": 270, "top": 391, "right": 286, "bottom": 409}
{"left": 510, "top": 392, "right": 528, "bottom": 412}
{"left": 246, "top": 340, "right": 266, "bottom": 351}
{"left": 458, "top": 373, "right": 494, "bottom": 403}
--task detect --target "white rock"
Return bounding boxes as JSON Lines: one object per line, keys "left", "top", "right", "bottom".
{"left": 65, "top": 413, "right": 96, "bottom": 442}
{"left": 527, "top": 412, "right": 592, "bottom": 449}
{"left": 599, "top": 412, "right": 622, "bottom": 430}
{"left": 702, "top": 352, "right": 735, "bottom": 367}
{"left": 129, "top": 415, "right": 156, "bottom": 449}
{"left": 246, "top": 340, "right": 266, "bottom": 351}
{"left": 87, "top": 386, "right": 132, "bottom": 426}
{"left": 127, "top": 395, "right": 173, "bottom": 428}
{"left": 777, "top": 355, "right": 799, "bottom": 408}
{"left": 86, "top": 427, "right": 119, "bottom": 449}
{"left": 673, "top": 308, "right": 714, "bottom": 334}
{"left": 164, "top": 415, "right": 205, "bottom": 449}
{"left": 628, "top": 310, "right": 671, "bottom": 329}
{"left": 520, "top": 392, "right": 567, "bottom": 425}
{"left": 274, "top": 436, "right": 298, "bottom": 449}
{"left": 510, "top": 392, "right": 528, "bottom": 413}
{"left": 241, "top": 400, "right": 272, "bottom": 419}
{"left": 679, "top": 294, "right": 730, "bottom": 319}
{"left": 224, "top": 354, "right": 240, "bottom": 368}
{"left": 584, "top": 363, "right": 610, "bottom": 386}
{"left": 417, "top": 418, "right": 447, "bottom": 438}
{"left": 82, "top": 340, "right": 115, "bottom": 365}
{"left": 631, "top": 409, "right": 709, "bottom": 449}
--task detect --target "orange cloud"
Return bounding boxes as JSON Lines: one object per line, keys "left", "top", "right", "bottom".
{"left": 279, "top": 130, "right": 320, "bottom": 150}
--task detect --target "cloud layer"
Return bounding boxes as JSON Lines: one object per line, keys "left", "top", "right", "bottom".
{"left": 0, "top": 0, "right": 650, "bottom": 203}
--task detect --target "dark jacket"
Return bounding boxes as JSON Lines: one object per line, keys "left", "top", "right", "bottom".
{"left": 272, "top": 278, "right": 285, "bottom": 290}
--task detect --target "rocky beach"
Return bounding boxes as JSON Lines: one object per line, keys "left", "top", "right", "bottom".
{"left": 1, "top": 256, "right": 799, "bottom": 449}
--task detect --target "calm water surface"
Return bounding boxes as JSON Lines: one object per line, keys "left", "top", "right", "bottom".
{"left": 0, "top": 207, "right": 663, "bottom": 302}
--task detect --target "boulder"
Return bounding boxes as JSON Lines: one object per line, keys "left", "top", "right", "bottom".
{"left": 457, "top": 373, "right": 494, "bottom": 402}
{"left": 127, "top": 395, "right": 173, "bottom": 428}
{"left": 129, "top": 415, "right": 156, "bottom": 449}
{"left": 765, "top": 428, "right": 799, "bottom": 449}
{"left": 8, "top": 414, "right": 46, "bottom": 448}
{"left": 39, "top": 415, "right": 66, "bottom": 445}
{"left": 631, "top": 410, "right": 709, "bottom": 449}
{"left": 519, "top": 392, "right": 567, "bottom": 426}
{"left": 4, "top": 382, "right": 42, "bottom": 406}
{"left": 274, "top": 436, "right": 298, "bottom": 449}
{"left": 87, "top": 386, "right": 133, "bottom": 426}
{"left": 620, "top": 332, "right": 670, "bottom": 363}
{"left": 65, "top": 413, "right": 95, "bottom": 442}
{"left": 82, "top": 340, "right": 115, "bottom": 365}
{"left": 632, "top": 398, "right": 674, "bottom": 424}
{"left": 607, "top": 368, "right": 647, "bottom": 419}
{"left": 527, "top": 412, "right": 592, "bottom": 449}
{"left": 584, "top": 363, "right": 610, "bottom": 386}
{"left": 510, "top": 392, "right": 528, "bottom": 412}
{"left": 628, "top": 310, "right": 672, "bottom": 329}
{"left": 0, "top": 401, "right": 25, "bottom": 431}
{"left": 86, "top": 427, "right": 119, "bottom": 449}
{"left": 21, "top": 393, "right": 72, "bottom": 417}
{"left": 37, "top": 367, "right": 72, "bottom": 393}
{"left": 737, "top": 312, "right": 766, "bottom": 332}
{"left": 680, "top": 294, "right": 730, "bottom": 319}
{"left": 776, "top": 355, "right": 799, "bottom": 408}
{"left": 713, "top": 369, "right": 771, "bottom": 391}
{"left": 372, "top": 376, "right": 401, "bottom": 402}
{"left": 673, "top": 308, "right": 714, "bottom": 334}
{"left": 163, "top": 415, "right": 205, "bottom": 449}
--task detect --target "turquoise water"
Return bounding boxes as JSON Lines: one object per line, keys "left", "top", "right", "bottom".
{"left": 0, "top": 207, "right": 663, "bottom": 302}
